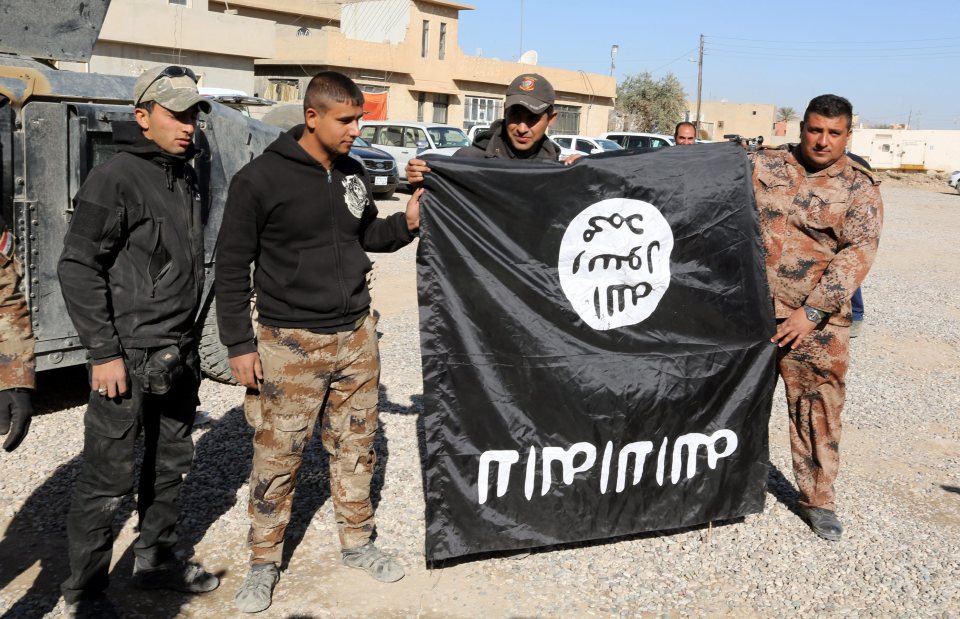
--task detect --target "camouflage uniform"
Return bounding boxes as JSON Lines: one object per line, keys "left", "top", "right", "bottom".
{"left": 751, "top": 147, "right": 883, "bottom": 510}
{"left": 0, "top": 227, "right": 35, "bottom": 391}
{"left": 245, "top": 316, "right": 380, "bottom": 565}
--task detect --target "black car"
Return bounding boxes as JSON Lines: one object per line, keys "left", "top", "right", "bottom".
{"left": 351, "top": 136, "right": 399, "bottom": 200}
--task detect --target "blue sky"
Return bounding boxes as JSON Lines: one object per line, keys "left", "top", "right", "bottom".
{"left": 458, "top": 1, "right": 958, "bottom": 128}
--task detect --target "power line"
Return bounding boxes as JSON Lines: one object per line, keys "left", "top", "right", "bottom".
{"left": 707, "top": 34, "right": 960, "bottom": 45}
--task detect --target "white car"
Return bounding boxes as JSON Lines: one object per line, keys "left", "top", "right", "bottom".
{"left": 199, "top": 87, "right": 274, "bottom": 117}
{"left": 359, "top": 120, "right": 471, "bottom": 180}
{"left": 948, "top": 170, "right": 960, "bottom": 194}
{"left": 599, "top": 132, "right": 674, "bottom": 149}
{"left": 467, "top": 124, "right": 491, "bottom": 143}
{"left": 550, "top": 134, "right": 623, "bottom": 155}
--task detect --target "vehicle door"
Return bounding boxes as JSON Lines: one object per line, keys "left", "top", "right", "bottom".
{"left": 573, "top": 138, "right": 597, "bottom": 154}
{"left": 362, "top": 124, "right": 406, "bottom": 175}
{"left": 393, "top": 127, "right": 428, "bottom": 179}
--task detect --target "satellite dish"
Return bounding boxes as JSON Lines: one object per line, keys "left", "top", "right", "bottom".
{"left": 519, "top": 50, "right": 538, "bottom": 65}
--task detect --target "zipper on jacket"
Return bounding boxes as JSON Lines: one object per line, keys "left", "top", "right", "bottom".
{"left": 326, "top": 165, "right": 350, "bottom": 316}
{"left": 149, "top": 218, "right": 164, "bottom": 298}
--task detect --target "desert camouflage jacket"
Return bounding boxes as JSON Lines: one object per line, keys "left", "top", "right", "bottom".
{"left": 0, "top": 227, "right": 35, "bottom": 390}
{"left": 750, "top": 147, "right": 883, "bottom": 325}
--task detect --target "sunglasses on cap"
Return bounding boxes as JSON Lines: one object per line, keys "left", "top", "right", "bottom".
{"left": 135, "top": 65, "right": 199, "bottom": 106}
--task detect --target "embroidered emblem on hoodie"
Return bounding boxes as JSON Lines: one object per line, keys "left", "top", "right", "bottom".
{"left": 342, "top": 174, "right": 368, "bottom": 219}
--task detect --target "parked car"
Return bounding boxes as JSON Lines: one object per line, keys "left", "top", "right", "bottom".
{"left": 599, "top": 132, "right": 675, "bottom": 149}
{"left": 467, "top": 124, "right": 491, "bottom": 143}
{"left": 260, "top": 105, "right": 399, "bottom": 199}
{"left": 948, "top": 170, "right": 960, "bottom": 194}
{"left": 351, "top": 136, "right": 399, "bottom": 199}
{"left": 359, "top": 120, "right": 471, "bottom": 180}
{"left": 199, "top": 87, "right": 274, "bottom": 117}
{"left": 547, "top": 138, "right": 582, "bottom": 161}
{"left": 550, "top": 134, "right": 623, "bottom": 155}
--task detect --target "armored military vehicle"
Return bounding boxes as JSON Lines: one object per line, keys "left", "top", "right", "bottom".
{"left": 0, "top": 0, "right": 280, "bottom": 382}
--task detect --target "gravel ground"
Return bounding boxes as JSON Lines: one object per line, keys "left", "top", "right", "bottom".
{"left": 0, "top": 185, "right": 957, "bottom": 618}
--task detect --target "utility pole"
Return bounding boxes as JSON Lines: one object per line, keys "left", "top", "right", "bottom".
{"left": 519, "top": 0, "right": 524, "bottom": 59}
{"left": 695, "top": 33, "right": 704, "bottom": 134}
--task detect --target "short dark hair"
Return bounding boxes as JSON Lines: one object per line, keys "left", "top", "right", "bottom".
{"left": 135, "top": 100, "right": 156, "bottom": 113}
{"left": 803, "top": 94, "right": 853, "bottom": 129}
{"left": 674, "top": 121, "right": 696, "bottom": 138}
{"left": 304, "top": 71, "right": 365, "bottom": 113}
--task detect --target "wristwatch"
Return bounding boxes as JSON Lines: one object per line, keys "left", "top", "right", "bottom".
{"left": 802, "top": 305, "right": 827, "bottom": 323}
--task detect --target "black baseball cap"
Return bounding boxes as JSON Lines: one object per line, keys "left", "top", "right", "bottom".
{"left": 504, "top": 73, "right": 555, "bottom": 114}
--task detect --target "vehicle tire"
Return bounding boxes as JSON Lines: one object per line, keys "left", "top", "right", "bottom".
{"left": 375, "top": 188, "right": 395, "bottom": 201}
{"left": 198, "top": 297, "right": 240, "bottom": 384}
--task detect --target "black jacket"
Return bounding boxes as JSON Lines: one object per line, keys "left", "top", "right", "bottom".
{"left": 58, "top": 122, "right": 204, "bottom": 362}
{"left": 215, "top": 125, "right": 415, "bottom": 357}
{"left": 455, "top": 119, "right": 562, "bottom": 161}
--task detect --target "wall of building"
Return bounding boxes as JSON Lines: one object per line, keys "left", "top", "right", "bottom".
{"left": 98, "top": 0, "right": 274, "bottom": 60}
{"left": 255, "top": 0, "right": 614, "bottom": 134}
{"left": 688, "top": 100, "right": 776, "bottom": 143}
{"left": 82, "top": 0, "right": 614, "bottom": 136}
{"left": 851, "top": 129, "right": 960, "bottom": 172}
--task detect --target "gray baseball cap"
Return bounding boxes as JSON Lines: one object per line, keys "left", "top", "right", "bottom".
{"left": 133, "top": 65, "right": 211, "bottom": 114}
{"left": 504, "top": 73, "right": 556, "bottom": 114}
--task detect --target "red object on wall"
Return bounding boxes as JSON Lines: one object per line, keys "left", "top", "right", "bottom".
{"left": 363, "top": 92, "right": 388, "bottom": 120}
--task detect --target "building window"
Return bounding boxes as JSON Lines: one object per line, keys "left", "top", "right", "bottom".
{"left": 433, "top": 94, "right": 449, "bottom": 123}
{"left": 553, "top": 105, "right": 581, "bottom": 135}
{"left": 417, "top": 92, "right": 426, "bottom": 122}
{"left": 439, "top": 23, "right": 447, "bottom": 60}
{"left": 168, "top": 0, "right": 188, "bottom": 5}
{"left": 421, "top": 20, "right": 429, "bottom": 58}
{"left": 267, "top": 79, "right": 300, "bottom": 103}
{"left": 463, "top": 96, "right": 503, "bottom": 129}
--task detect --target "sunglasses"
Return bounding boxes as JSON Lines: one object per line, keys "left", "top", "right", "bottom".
{"left": 135, "top": 66, "right": 199, "bottom": 106}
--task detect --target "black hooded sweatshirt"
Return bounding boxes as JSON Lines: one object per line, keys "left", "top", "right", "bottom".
{"left": 215, "top": 124, "right": 415, "bottom": 357}
{"left": 58, "top": 121, "right": 204, "bottom": 363}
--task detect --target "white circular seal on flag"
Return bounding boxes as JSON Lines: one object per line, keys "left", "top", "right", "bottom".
{"left": 342, "top": 174, "right": 368, "bottom": 219}
{"left": 558, "top": 198, "right": 674, "bottom": 330}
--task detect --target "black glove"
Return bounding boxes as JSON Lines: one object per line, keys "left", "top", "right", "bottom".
{"left": 0, "top": 388, "right": 33, "bottom": 452}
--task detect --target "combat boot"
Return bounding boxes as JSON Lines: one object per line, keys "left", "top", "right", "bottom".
{"left": 341, "top": 541, "right": 405, "bottom": 583}
{"left": 801, "top": 506, "right": 843, "bottom": 541}
{"left": 131, "top": 557, "right": 220, "bottom": 593}
{"left": 235, "top": 562, "right": 280, "bottom": 613}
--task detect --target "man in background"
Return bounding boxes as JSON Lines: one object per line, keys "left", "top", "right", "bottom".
{"left": 673, "top": 121, "right": 697, "bottom": 145}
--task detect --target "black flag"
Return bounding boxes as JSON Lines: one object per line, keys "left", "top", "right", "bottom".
{"left": 417, "top": 143, "right": 776, "bottom": 561}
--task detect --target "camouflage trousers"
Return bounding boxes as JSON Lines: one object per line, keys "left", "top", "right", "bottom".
{"left": 0, "top": 251, "right": 35, "bottom": 390}
{"left": 245, "top": 315, "right": 381, "bottom": 565}
{"left": 777, "top": 321, "right": 850, "bottom": 511}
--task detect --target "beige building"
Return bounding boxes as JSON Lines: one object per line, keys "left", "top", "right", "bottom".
{"left": 686, "top": 100, "right": 776, "bottom": 143}
{"left": 61, "top": 0, "right": 615, "bottom": 136}
{"left": 851, "top": 129, "right": 960, "bottom": 172}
